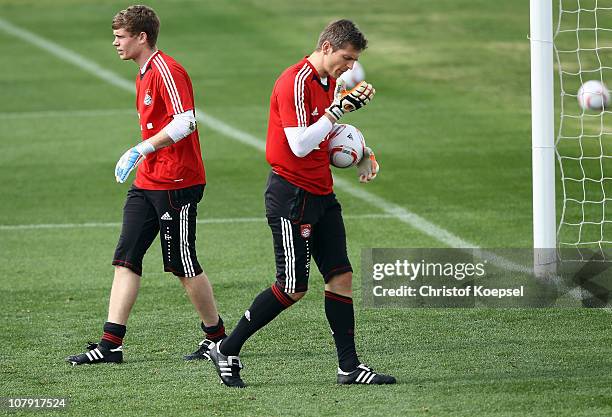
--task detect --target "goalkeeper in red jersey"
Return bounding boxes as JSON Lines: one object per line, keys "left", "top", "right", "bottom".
{"left": 208, "top": 19, "right": 394, "bottom": 387}
{"left": 67, "top": 5, "right": 226, "bottom": 366}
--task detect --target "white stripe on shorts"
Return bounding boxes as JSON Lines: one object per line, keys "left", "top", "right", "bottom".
{"left": 179, "top": 204, "right": 195, "bottom": 277}
{"left": 280, "top": 218, "right": 290, "bottom": 292}
{"left": 281, "top": 217, "right": 295, "bottom": 293}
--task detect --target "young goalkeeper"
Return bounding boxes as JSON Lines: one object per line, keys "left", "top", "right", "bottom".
{"left": 67, "top": 5, "right": 225, "bottom": 366}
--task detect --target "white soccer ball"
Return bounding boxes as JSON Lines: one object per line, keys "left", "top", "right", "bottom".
{"left": 578, "top": 80, "right": 610, "bottom": 111}
{"left": 338, "top": 61, "right": 365, "bottom": 89}
{"left": 328, "top": 124, "right": 365, "bottom": 168}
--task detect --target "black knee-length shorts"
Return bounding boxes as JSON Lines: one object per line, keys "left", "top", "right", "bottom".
{"left": 265, "top": 172, "right": 352, "bottom": 293}
{"left": 112, "top": 184, "right": 204, "bottom": 278}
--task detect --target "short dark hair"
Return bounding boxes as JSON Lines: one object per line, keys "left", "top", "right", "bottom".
{"left": 112, "top": 5, "right": 160, "bottom": 48}
{"left": 316, "top": 19, "right": 367, "bottom": 51}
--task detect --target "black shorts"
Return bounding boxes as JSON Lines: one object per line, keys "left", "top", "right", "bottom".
{"left": 112, "top": 184, "right": 205, "bottom": 278}
{"left": 265, "top": 172, "right": 352, "bottom": 293}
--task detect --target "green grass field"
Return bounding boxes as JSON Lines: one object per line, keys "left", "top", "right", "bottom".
{"left": 1, "top": 1, "right": 611, "bottom": 416}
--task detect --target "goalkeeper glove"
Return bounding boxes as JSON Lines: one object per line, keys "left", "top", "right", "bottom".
{"left": 325, "top": 80, "right": 376, "bottom": 122}
{"left": 114, "top": 141, "right": 155, "bottom": 183}
{"left": 357, "top": 146, "right": 380, "bottom": 183}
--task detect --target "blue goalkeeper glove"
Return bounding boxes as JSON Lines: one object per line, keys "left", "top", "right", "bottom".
{"left": 114, "top": 141, "right": 156, "bottom": 183}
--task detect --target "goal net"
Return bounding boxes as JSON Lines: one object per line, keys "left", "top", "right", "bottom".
{"left": 555, "top": 0, "right": 612, "bottom": 256}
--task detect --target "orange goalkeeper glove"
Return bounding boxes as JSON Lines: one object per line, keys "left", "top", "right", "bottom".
{"left": 357, "top": 146, "right": 379, "bottom": 183}
{"left": 326, "top": 80, "right": 376, "bottom": 122}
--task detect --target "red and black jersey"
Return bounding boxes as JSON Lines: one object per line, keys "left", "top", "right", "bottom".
{"left": 266, "top": 57, "right": 336, "bottom": 195}
{"left": 135, "top": 50, "right": 205, "bottom": 190}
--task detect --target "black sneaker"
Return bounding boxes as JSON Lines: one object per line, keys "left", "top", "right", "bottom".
{"left": 66, "top": 342, "right": 123, "bottom": 366}
{"left": 184, "top": 339, "right": 214, "bottom": 361}
{"left": 208, "top": 340, "right": 246, "bottom": 388}
{"left": 337, "top": 364, "right": 396, "bottom": 385}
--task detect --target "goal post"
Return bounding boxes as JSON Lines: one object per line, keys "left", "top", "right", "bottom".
{"left": 530, "top": 0, "right": 557, "bottom": 265}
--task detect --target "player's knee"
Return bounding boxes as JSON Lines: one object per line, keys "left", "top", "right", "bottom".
{"left": 326, "top": 271, "right": 353, "bottom": 293}
{"left": 114, "top": 265, "right": 141, "bottom": 278}
{"left": 179, "top": 271, "right": 207, "bottom": 284}
{"left": 287, "top": 291, "right": 306, "bottom": 302}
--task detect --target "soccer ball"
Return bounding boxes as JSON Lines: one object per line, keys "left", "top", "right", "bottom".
{"left": 338, "top": 61, "right": 365, "bottom": 89}
{"left": 578, "top": 80, "right": 610, "bottom": 110}
{"left": 328, "top": 124, "right": 365, "bottom": 168}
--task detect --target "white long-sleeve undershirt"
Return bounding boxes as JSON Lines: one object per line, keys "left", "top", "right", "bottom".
{"left": 284, "top": 116, "right": 333, "bottom": 157}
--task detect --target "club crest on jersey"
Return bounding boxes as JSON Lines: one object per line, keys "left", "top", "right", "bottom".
{"left": 144, "top": 89, "right": 152, "bottom": 106}
{"left": 300, "top": 224, "right": 312, "bottom": 239}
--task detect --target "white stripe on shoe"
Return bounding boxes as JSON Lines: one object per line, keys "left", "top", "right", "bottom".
{"left": 93, "top": 348, "right": 103, "bottom": 359}
{"left": 356, "top": 370, "right": 367, "bottom": 383}
{"left": 337, "top": 367, "right": 350, "bottom": 375}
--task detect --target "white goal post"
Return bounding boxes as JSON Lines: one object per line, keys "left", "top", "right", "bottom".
{"left": 530, "top": 0, "right": 557, "bottom": 266}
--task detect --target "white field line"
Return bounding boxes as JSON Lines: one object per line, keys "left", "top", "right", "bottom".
{"left": 0, "top": 109, "right": 134, "bottom": 119}
{"left": 0, "top": 17, "right": 529, "bottom": 276}
{"left": 0, "top": 213, "right": 397, "bottom": 231}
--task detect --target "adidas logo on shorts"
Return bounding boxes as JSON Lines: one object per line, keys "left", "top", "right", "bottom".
{"left": 161, "top": 212, "right": 173, "bottom": 221}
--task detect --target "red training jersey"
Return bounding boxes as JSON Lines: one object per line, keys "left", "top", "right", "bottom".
{"left": 266, "top": 57, "right": 336, "bottom": 195}
{"left": 134, "top": 50, "right": 205, "bottom": 190}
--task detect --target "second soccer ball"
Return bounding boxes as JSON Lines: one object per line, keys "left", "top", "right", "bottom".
{"left": 578, "top": 80, "right": 610, "bottom": 111}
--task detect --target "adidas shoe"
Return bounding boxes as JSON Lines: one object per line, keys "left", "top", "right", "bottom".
{"left": 66, "top": 342, "right": 123, "bottom": 366}
{"left": 208, "top": 340, "right": 246, "bottom": 388}
{"left": 337, "top": 364, "right": 396, "bottom": 385}
{"left": 184, "top": 339, "right": 214, "bottom": 361}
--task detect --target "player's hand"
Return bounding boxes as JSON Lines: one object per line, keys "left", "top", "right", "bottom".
{"left": 114, "top": 141, "right": 155, "bottom": 183}
{"left": 325, "top": 80, "right": 375, "bottom": 122}
{"left": 357, "top": 146, "right": 379, "bottom": 183}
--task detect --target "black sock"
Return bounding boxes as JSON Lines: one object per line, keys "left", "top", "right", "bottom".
{"left": 99, "top": 322, "right": 126, "bottom": 350}
{"left": 201, "top": 316, "right": 226, "bottom": 342}
{"left": 325, "top": 291, "right": 360, "bottom": 371}
{"left": 220, "top": 284, "right": 295, "bottom": 355}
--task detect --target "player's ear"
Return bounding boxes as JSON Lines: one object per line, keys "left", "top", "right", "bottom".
{"left": 321, "top": 40, "right": 333, "bottom": 55}
{"left": 137, "top": 31, "right": 148, "bottom": 45}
